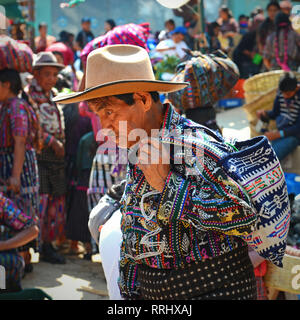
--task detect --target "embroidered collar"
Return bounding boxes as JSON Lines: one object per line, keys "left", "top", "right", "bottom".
{"left": 31, "top": 78, "right": 56, "bottom": 100}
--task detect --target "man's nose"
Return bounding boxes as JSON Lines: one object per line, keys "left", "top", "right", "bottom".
{"left": 100, "top": 117, "right": 114, "bottom": 131}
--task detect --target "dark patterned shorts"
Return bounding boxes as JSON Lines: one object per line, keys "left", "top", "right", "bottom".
{"left": 137, "top": 246, "right": 257, "bottom": 300}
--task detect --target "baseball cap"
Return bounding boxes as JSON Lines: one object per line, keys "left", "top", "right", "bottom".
{"left": 81, "top": 17, "right": 91, "bottom": 23}
{"left": 170, "top": 26, "right": 187, "bottom": 36}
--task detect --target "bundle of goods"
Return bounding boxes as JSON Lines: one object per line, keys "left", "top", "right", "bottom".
{"left": 0, "top": 35, "right": 33, "bottom": 73}
{"left": 80, "top": 23, "right": 150, "bottom": 66}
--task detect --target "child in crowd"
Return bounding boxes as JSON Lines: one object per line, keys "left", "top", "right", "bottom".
{"left": 257, "top": 72, "right": 300, "bottom": 160}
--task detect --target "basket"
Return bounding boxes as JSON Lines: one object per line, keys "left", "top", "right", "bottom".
{"left": 243, "top": 71, "right": 300, "bottom": 138}
{"left": 264, "top": 254, "right": 300, "bottom": 295}
{"left": 243, "top": 71, "right": 300, "bottom": 104}
{"left": 243, "top": 88, "right": 277, "bottom": 137}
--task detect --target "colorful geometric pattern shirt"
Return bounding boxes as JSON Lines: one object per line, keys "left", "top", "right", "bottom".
{"left": 0, "top": 97, "right": 37, "bottom": 149}
{"left": 118, "top": 104, "right": 257, "bottom": 299}
{"left": 0, "top": 192, "right": 36, "bottom": 243}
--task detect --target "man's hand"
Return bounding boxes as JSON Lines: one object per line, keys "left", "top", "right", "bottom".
{"left": 137, "top": 138, "right": 170, "bottom": 193}
{"left": 264, "top": 131, "right": 281, "bottom": 141}
{"left": 256, "top": 109, "right": 267, "bottom": 119}
{"left": 7, "top": 176, "right": 21, "bottom": 194}
{"left": 51, "top": 139, "right": 65, "bottom": 159}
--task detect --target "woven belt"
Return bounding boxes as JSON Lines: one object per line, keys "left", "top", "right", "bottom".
{"left": 137, "top": 245, "right": 256, "bottom": 300}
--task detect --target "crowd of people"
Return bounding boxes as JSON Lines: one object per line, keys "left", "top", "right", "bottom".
{"left": 0, "top": 0, "right": 299, "bottom": 300}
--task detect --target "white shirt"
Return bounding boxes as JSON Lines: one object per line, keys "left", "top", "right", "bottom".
{"left": 155, "top": 39, "right": 189, "bottom": 59}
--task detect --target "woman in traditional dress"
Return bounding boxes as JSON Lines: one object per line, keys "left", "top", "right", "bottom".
{"left": 263, "top": 12, "right": 300, "bottom": 71}
{"left": 0, "top": 68, "right": 41, "bottom": 272}
{"left": 0, "top": 193, "right": 39, "bottom": 292}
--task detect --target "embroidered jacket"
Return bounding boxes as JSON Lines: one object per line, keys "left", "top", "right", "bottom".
{"left": 25, "top": 79, "right": 65, "bottom": 148}
{"left": 118, "top": 104, "right": 257, "bottom": 299}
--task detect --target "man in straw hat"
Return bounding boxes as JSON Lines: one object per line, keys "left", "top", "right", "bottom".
{"left": 54, "top": 44, "right": 258, "bottom": 300}
{"left": 25, "top": 52, "right": 67, "bottom": 264}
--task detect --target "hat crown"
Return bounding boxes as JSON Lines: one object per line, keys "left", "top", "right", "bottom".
{"left": 34, "top": 51, "right": 57, "bottom": 64}
{"left": 85, "top": 45, "right": 155, "bottom": 89}
{"left": 33, "top": 51, "right": 64, "bottom": 69}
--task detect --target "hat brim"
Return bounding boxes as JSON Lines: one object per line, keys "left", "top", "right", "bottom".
{"left": 53, "top": 79, "right": 188, "bottom": 104}
{"left": 33, "top": 62, "right": 65, "bottom": 70}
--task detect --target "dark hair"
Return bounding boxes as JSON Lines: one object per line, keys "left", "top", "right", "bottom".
{"left": 114, "top": 92, "right": 160, "bottom": 105}
{"left": 207, "top": 22, "right": 220, "bottom": 37}
{"left": 52, "top": 51, "right": 64, "bottom": 60}
{"left": 38, "top": 22, "right": 47, "bottom": 30}
{"left": 59, "top": 30, "right": 70, "bottom": 43}
{"left": 0, "top": 68, "right": 22, "bottom": 95}
{"left": 220, "top": 5, "right": 233, "bottom": 18}
{"left": 279, "top": 72, "right": 298, "bottom": 92}
{"left": 165, "top": 19, "right": 175, "bottom": 26}
{"left": 266, "top": 1, "right": 281, "bottom": 11}
{"left": 239, "top": 15, "right": 248, "bottom": 21}
{"left": 105, "top": 19, "right": 116, "bottom": 29}
{"left": 88, "top": 91, "right": 160, "bottom": 112}
{"left": 275, "top": 12, "right": 291, "bottom": 29}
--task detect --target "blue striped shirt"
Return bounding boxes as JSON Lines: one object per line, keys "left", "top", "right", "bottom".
{"left": 267, "top": 88, "right": 300, "bottom": 139}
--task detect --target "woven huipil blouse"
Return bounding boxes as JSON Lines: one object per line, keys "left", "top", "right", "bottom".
{"left": 118, "top": 104, "right": 257, "bottom": 299}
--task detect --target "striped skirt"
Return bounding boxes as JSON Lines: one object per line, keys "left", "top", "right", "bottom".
{"left": 0, "top": 251, "right": 24, "bottom": 292}
{"left": 0, "top": 147, "right": 39, "bottom": 218}
{"left": 0, "top": 147, "right": 40, "bottom": 250}
{"left": 39, "top": 194, "right": 66, "bottom": 243}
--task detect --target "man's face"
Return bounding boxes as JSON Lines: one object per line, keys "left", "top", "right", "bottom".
{"left": 172, "top": 33, "right": 184, "bottom": 43}
{"left": 34, "top": 66, "right": 59, "bottom": 92}
{"left": 89, "top": 95, "right": 148, "bottom": 148}
{"left": 82, "top": 21, "right": 91, "bottom": 31}
{"left": 0, "top": 81, "right": 10, "bottom": 102}
{"left": 214, "top": 26, "right": 220, "bottom": 36}
{"left": 165, "top": 22, "right": 175, "bottom": 32}
{"left": 281, "top": 7, "right": 291, "bottom": 16}
{"left": 268, "top": 5, "right": 280, "bottom": 20}
{"left": 282, "top": 89, "right": 298, "bottom": 99}
{"left": 39, "top": 26, "right": 47, "bottom": 37}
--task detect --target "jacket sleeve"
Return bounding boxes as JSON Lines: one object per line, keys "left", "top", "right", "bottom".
{"left": 266, "top": 94, "right": 281, "bottom": 120}
{"left": 157, "top": 153, "right": 257, "bottom": 237}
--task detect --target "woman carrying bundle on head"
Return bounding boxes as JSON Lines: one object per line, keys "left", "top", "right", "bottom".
{"left": 263, "top": 12, "right": 300, "bottom": 71}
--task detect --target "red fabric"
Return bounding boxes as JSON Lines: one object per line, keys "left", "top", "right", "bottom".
{"left": 46, "top": 42, "right": 74, "bottom": 66}
{"left": 80, "top": 23, "right": 150, "bottom": 64}
{"left": 0, "top": 35, "right": 33, "bottom": 73}
{"left": 254, "top": 260, "right": 268, "bottom": 277}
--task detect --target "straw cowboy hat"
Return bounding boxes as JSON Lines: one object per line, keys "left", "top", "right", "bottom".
{"left": 156, "top": 0, "right": 189, "bottom": 9}
{"left": 53, "top": 44, "right": 188, "bottom": 104}
{"left": 33, "top": 51, "right": 65, "bottom": 70}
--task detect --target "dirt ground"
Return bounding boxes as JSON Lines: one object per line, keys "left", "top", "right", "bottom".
{"left": 21, "top": 246, "right": 109, "bottom": 300}
{"left": 21, "top": 107, "right": 250, "bottom": 300}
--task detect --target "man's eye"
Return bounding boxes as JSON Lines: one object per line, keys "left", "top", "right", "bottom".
{"left": 106, "top": 110, "right": 112, "bottom": 115}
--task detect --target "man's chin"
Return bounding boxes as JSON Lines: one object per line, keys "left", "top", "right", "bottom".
{"left": 116, "top": 137, "right": 138, "bottom": 149}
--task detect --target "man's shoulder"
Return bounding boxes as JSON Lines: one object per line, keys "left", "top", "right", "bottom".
{"left": 76, "top": 30, "right": 84, "bottom": 38}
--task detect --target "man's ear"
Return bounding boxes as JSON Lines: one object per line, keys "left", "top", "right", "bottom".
{"left": 133, "top": 92, "right": 152, "bottom": 112}
{"left": 33, "top": 69, "right": 39, "bottom": 78}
